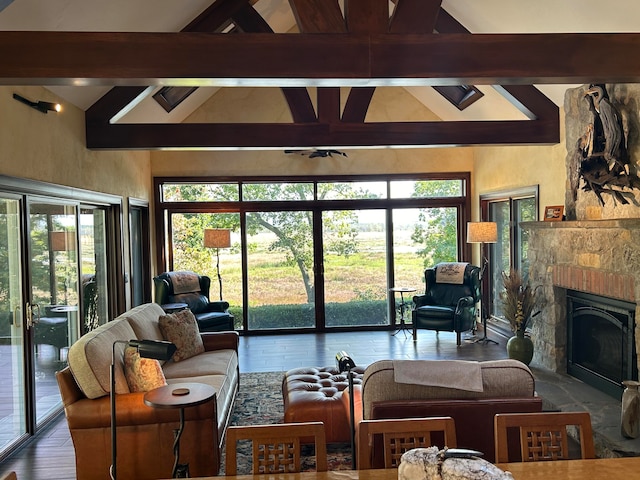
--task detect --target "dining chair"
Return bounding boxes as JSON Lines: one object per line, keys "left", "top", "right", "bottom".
{"left": 357, "top": 416, "right": 457, "bottom": 469}
{"left": 494, "top": 411, "right": 595, "bottom": 463}
{"left": 225, "top": 421, "right": 327, "bottom": 474}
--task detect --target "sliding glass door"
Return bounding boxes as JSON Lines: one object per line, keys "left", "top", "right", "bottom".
{"left": 28, "top": 201, "right": 79, "bottom": 425}
{"left": 0, "top": 196, "right": 26, "bottom": 452}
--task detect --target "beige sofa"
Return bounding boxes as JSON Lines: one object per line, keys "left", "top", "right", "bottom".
{"left": 356, "top": 359, "right": 543, "bottom": 464}
{"left": 56, "top": 302, "right": 239, "bottom": 479}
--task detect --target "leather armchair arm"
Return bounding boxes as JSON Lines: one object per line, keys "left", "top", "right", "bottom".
{"left": 201, "top": 330, "right": 239, "bottom": 352}
{"left": 204, "top": 300, "right": 230, "bottom": 312}
{"left": 455, "top": 295, "right": 475, "bottom": 312}
{"left": 412, "top": 294, "right": 433, "bottom": 308}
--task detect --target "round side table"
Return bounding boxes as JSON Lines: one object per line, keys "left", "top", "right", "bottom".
{"left": 161, "top": 303, "right": 188, "bottom": 314}
{"left": 389, "top": 287, "right": 416, "bottom": 337}
{"left": 144, "top": 382, "right": 216, "bottom": 478}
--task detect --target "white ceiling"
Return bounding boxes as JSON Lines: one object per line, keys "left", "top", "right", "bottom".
{"left": 2, "top": 0, "right": 639, "bottom": 122}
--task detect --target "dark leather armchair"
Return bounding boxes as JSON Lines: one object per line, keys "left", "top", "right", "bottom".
{"left": 412, "top": 263, "right": 481, "bottom": 345}
{"left": 153, "top": 271, "right": 234, "bottom": 332}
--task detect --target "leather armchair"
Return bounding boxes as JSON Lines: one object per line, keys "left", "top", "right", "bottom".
{"left": 153, "top": 271, "right": 234, "bottom": 332}
{"left": 412, "top": 263, "right": 481, "bottom": 345}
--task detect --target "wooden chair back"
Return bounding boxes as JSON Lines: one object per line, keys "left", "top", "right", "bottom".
{"left": 494, "top": 411, "right": 595, "bottom": 463}
{"left": 357, "top": 416, "right": 457, "bottom": 469}
{"left": 225, "top": 422, "right": 327, "bottom": 475}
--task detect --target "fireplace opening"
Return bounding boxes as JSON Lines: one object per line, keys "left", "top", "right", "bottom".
{"left": 567, "top": 290, "right": 637, "bottom": 400}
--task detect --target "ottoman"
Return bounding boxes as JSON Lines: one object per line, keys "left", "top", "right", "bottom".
{"left": 282, "top": 366, "right": 365, "bottom": 443}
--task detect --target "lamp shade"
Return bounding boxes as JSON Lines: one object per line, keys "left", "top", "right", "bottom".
{"left": 467, "top": 222, "right": 498, "bottom": 244}
{"left": 203, "top": 229, "right": 231, "bottom": 249}
{"left": 129, "top": 339, "right": 177, "bottom": 360}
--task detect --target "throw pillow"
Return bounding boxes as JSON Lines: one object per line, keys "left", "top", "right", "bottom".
{"left": 123, "top": 346, "right": 167, "bottom": 392}
{"left": 158, "top": 309, "right": 204, "bottom": 362}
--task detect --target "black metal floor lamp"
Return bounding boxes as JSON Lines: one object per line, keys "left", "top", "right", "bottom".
{"left": 110, "top": 339, "right": 176, "bottom": 480}
{"left": 467, "top": 221, "right": 498, "bottom": 345}
{"left": 336, "top": 350, "right": 357, "bottom": 469}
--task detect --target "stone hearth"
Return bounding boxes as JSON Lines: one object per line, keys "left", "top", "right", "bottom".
{"left": 523, "top": 219, "right": 640, "bottom": 375}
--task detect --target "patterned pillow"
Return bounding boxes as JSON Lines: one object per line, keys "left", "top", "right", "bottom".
{"left": 123, "top": 346, "right": 167, "bottom": 392}
{"left": 158, "top": 309, "right": 204, "bottom": 362}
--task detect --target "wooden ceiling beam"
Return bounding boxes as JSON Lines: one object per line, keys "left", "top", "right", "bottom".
{"left": 390, "top": 0, "right": 442, "bottom": 33}
{"left": 85, "top": 118, "right": 559, "bottom": 150}
{"left": 3, "top": 32, "right": 640, "bottom": 86}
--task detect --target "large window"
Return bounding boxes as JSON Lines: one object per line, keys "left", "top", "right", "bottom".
{"left": 156, "top": 175, "right": 471, "bottom": 333}
{"left": 481, "top": 186, "right": 538, "bottom": 330}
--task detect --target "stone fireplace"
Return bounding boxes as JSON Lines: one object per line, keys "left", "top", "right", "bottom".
{"left": 519, "top": 84, "right": 640, "bottom": 397}
{"left": 523, "top": 220, "right": 640, "bottom": 398}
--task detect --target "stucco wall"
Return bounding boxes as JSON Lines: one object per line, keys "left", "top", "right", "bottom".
{"left": 1, "top": 86, "right": 151, "bottom": 199}
{"left": 471, "top": 107, "right": 567, "bottom": 221}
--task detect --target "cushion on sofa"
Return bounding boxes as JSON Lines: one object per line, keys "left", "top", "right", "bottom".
{"left": 123, "top": 346, "right": 167, "bottom": 392}
{"left": 125, "top": 302, "right": 166, "bottom": 343}
{"left": 159, "top": 309, "right": 205, "bottom": 362}
{"left": 67, "top": 317, "right": 138, "bottom": 398}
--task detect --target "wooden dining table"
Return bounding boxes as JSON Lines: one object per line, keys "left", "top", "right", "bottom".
{"left": 179, "top": 456, "right": 640, "bottom": 480}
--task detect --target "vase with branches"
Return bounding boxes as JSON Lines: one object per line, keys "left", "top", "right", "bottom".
{"left": 500, "top": 268, "right": 540, "bottom": 335}
{"left": 500, "top": 269, "right": 540, "bottom": 365}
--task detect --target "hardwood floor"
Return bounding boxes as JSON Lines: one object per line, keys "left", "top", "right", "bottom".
{"left": 0, "top": 328, "right": 508, "bottom": 479}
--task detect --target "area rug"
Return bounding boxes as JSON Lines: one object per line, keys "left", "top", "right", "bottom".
{"left": 221, "top": 371, "right": 352, "bottom": 474}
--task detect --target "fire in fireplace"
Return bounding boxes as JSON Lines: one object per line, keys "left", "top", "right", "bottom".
{"left": 567, "top": 290, "right": 637, "bottom": 400}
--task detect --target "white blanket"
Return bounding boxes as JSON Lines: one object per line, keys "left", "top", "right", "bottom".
{"left": 393, "top": 359, "right": 484, "bottom": 392}
{"left": 168, "top": 271, "right": 201, "bottom": 294}
{"left": 435, "top": 262, "right": 468, "bottom": 284}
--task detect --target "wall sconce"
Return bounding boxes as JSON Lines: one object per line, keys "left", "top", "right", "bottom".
{"left": 13, "top": 93, "right": 62, "bottom": 114}
{"left": 110, "top": 339, "right": 177, "bottom": 480}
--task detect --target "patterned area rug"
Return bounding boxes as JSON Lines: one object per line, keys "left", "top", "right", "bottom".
{"left": 221, "top": 371, "right": 352, "bottom": 474}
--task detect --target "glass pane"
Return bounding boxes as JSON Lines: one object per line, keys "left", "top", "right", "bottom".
{"left": 489, "top": 201, "right": 511, "bottom": 318}
{"left": 0, "top": 197, "right": 26, "bottom": 451}
{"left": 317, "top": 181, "right": 386, "bottom": 200}
{"left": 515, "top": 197, "right": 536, "bottom": 276}
{"left": 170, "top": 212, "right": 242, "bottom": 328}
{"left": 391, "top": 179, "right": 463, "bottom": 198}
{"left": 246, "top": 211, "right": 314, "bottom": 330}
{"left": 410, "top": 206, "right": 459, "bottom": 266}
{"left": 29, "top": 202, "right": 78, "bottom": 425}
{"left": 243, "top": 183, "right": 314, "bottom": 201}
{"left": 79, "top": 208, "right": 109, "bottom": 333}
{"left": 162, "top": 183, "right": 239, "bottom": 202}
{"left": 130, "top": 207, "right": 145, "bottom": 307}
{"left": 324, "top": 209, "right": 388, "bottom": 327}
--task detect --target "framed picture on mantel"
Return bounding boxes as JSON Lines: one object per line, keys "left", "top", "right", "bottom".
{"left": 544, "top": 205, "right": 564, "bottom": 222}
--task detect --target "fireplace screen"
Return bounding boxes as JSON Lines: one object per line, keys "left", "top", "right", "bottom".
{"left": 567, "top": 290, "right": 637, "bottom": 400}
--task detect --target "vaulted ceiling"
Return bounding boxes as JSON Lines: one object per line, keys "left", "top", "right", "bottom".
{"left": 2, "top": 0, "right": 640, "bottom": 150}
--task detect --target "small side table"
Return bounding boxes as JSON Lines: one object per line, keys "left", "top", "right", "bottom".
{"left": 161, "top": 303, "right": 188, "bottom": 314}
{"left": 390, "top": 287, "right": 416, "bottom": 337}
{"left": 144, "top": 382, "right": 216, "bottom": 478}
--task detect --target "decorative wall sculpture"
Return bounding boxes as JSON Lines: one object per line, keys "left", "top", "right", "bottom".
{"left": 568, "top": 84, "right": 640, "bottom": 218}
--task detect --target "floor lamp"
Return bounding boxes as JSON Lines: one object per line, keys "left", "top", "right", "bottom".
{"left": 467, "top": 221, "right": 498, "bottom": 345}
{"left": 110, "top": 339, "right": 177, "bottom": 480}
{"left": 203, "top": 228, "right": 231, "bottom": 301}
{"left": 336, "top": 351, "right": 357, "bottom": 470}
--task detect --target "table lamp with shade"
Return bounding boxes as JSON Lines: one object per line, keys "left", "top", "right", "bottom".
{"left": 203, "top": 228, "right": 231, "bottom": 301}
{"left": 110, "top": 339, "right": 177, "bottom": 480}
{"left": 466, "top": 221, "right": 498, "bottom": 344}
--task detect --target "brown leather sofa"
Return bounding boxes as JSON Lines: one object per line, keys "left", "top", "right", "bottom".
{"left": 355, "top": 359, "right": 543, "bottom": 465}
{"left": 56, "top": 302, "right": 239, "bottom": 479}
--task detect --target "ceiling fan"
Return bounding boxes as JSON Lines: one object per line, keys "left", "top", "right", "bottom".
{"left": 284, "top": 149, "right": 348, "bottom": 158}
